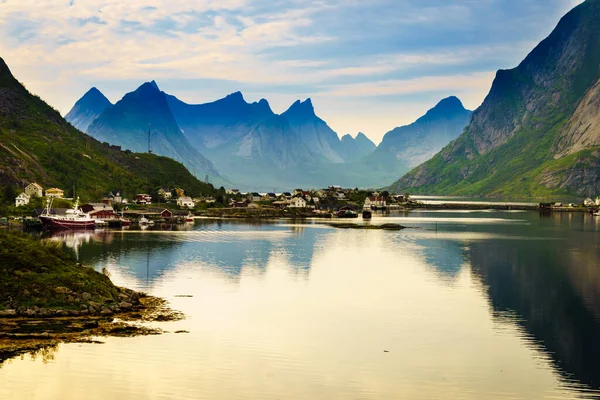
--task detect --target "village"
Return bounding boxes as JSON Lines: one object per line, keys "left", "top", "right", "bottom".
{"left": 5, "top": 182, "right": 412, "bottom": 227}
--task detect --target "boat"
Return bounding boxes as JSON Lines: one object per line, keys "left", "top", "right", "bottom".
{"left": 362, "top": 210, "right": 372, "bottom": 219}
{"left": 186, "top": 212, "right": 194, "bottom": 222}
{"left": 39, "top": 197, "right": 95, "bottom": 230}
{"left": 337, "top": 210, "right": 358, "bottom": 219}
{"left": 95, "top": 219, "right": 108, "bottom": 227}
{"left": 139, "top": 216, "right": 154, "bottom": 226}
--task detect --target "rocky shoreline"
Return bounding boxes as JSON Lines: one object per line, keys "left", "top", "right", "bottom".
{"left": 0, "top": 232, "right": 184, "bottom": 363}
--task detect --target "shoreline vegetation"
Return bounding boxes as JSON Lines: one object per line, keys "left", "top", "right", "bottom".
{"left": 0, "top": 232, "right": 183, "bottom": 362}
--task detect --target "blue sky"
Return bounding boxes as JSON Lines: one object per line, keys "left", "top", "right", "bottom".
{"left": 0, "top": 0, "right": 583, "bottom": 143}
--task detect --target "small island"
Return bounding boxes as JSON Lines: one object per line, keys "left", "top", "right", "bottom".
{"left": 0, "top": 232, "right": 181, "bottom": 362}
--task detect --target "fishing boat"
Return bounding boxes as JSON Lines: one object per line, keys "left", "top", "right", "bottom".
{"left": 186, "top": 212, "right": 194, "bottom": 222}
{"left": 39, "top": 197, "right": 95, "bottom": 230}
{"left": 139, "top": 215, "right": 154, "bottom": 226}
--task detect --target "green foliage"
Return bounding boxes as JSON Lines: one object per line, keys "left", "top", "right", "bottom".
{"left": 0, "top": 232, "right": 121, "bottom": 310}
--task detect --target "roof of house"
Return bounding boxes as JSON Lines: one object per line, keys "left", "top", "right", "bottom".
{"left": 16, "top": 192, "right": 29, "bottom": 199}
{"left": 27, "top": 183, "right": 42, "bottom": 189}
{"left": 46, "top": 188, "right": 64, "bottom": 192}
{"left": 178, "top": 196, "right": 193, "bottom": 202}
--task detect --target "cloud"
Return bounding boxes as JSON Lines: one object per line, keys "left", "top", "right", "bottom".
{"left": 0, "top": 0, "right": 583, "bottom": 143}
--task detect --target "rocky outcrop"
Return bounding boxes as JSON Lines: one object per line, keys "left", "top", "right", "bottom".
{"left": 554, "top": 78, "right": 600, "bottom": 156}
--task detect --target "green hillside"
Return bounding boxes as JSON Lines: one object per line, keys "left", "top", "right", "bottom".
{"left": 0, "top": 57, "right": 218, "bottom": 206}
{"left": 389, "top": 0, "right": 600, "bottom": 198}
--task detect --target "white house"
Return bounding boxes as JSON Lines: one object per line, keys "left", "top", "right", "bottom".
{"left": 365, "top": 196, "right": 387, "bottom": 208}
{"left": 15, "top": 193, "right": 30, "bottom": 207}
{"left": 584, "top": 198, "right": 595, "bottom": 207}
{"left": 289, "top": 197, "right": 307, "bottom": 208}
{"left": 25, "top": 182, "right": 43, "bottom": 198}
{"left": 177, "top": 196, "right": 195, "bottom": 209}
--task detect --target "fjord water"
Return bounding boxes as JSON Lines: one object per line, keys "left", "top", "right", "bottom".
{"left": 2, "top": 212, "right": 600, "bottom": 399}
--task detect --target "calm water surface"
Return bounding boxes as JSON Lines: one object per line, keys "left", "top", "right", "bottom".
{"left": 2, "top": 210, "right": 600, "bottom": 399}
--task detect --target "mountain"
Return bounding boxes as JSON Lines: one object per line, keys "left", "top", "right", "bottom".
{"left": 65, "top": 87, "right": 112, "bottom": 132}
{"left": 339, "top": 133, "right": 376, "bottom": 162}
{"left": 339, "top": 97, "right": 471, "bottom": 188}
{"left": 375, "top": 97, "right": 472, "bottom": 167}
{"left": 281, "top": 99, "right": 346, "bottom": 163}
{"left": 0, "top": 57, "right": 218, "bottom": 204}
{"left": 166, "top": 91, "right": 274, "bottom": 150}
{"left": 390, "top": 0, "right": 600, "bottom": 197}
{"left": 86, "top": 81, "right": 223, "bottom": 184}
{"left": 69, "top": 83, "right": 468, "bottom": 190}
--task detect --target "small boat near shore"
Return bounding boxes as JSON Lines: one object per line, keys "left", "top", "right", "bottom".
{"left": 186, "top": 212, "right": 194, "bottom": 222}
{"left": 39, "top": 197, "right": 95, "bottom": 230}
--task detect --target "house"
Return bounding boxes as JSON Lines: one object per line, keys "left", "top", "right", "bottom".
{"left": 231, "top": 200, "right": 248, "bottom": 208}
{"left": 365, "top": 196, "right": 387, "bottom": 208}
{"left": 272, "top": 200, "right": 289, "bottom": 209}
{"left": 261, "top": 193, "right": 277, "bottom": 201}
{"left": 158, "top": 188, "right": 172, "bottom": 200}
{"left": 80, "top": 203, "right": 117, "bottom": 219}
{"left": 175, "top": 188, "right": 185, "bottom": 198}
{"left": 15, "top": 193, "right": 30, "bottom": 207}
{"left": 226, "top": 188, "right": 240, "bottom": 195}
{"left": 584, "top": 198, "right": 595, "bottom": 207}
{"left": 45, "top": 188, "right": 64, "bottom": 198}
{"left": 148, "top": 208, "right": 173, "bottom": 218}
{"left": 336, "top": 192, "right": 346, "bottom": 200}
{"left": 102, "top": 191, "right": 123, "bottom": 205}
{"left": 135, "top": 194, "right": 152, "bottom": 204}
{"left": 293, "top": 189, "right": 304, "bottom": 196}
{"left": 289, "top": 197, "right": 307, "bottom": 208}
{"left": 247, "top": 192, "right": 261, "bottom": 202}
{"left": 205, "top": 197, "right": 216, "bottom": 204}
{"left": 177, "top": 196, "right": 195, "bottom": 209}
{"left": 25, "top": 183, "right": 43, "bottom": 198}
{"left": 280, "top": 192, "right": 292, "bottom": 200}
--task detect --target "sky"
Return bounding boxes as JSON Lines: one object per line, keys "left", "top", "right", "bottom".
{"left": 0, "top": 0, "right": 584, "bottom": 144}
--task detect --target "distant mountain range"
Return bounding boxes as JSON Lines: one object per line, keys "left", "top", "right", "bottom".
{"left": 67, "top": 84, "right": 470, "bottom": 190}
{"left": 390, "top": 0, "right": 600, "bottom": 197}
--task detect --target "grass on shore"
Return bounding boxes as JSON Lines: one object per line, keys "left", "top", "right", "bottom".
{"left": 0, "top": 232, "right": 121, "bottom": 311}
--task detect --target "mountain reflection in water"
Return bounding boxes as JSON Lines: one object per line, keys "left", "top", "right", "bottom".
{"left": 2, "top": 213, "right": 600, "bottom": 399}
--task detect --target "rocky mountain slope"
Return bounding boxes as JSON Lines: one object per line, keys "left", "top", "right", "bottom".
{"left": 0, "top": 57, "right": 218, "bottom": 203}
{"left": 65, "top": 87, "right": 112, "bottom": 132}
{"left": 339, "top": 133, "right": 376, "bottom": 162}
{"left": 390, "top": 0, "right": 600, "bottom": 197}
{"left": 86, "top": 82, "right": 223, "bottom": 185}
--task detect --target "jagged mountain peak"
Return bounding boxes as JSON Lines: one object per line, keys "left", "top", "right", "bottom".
{"left": 65, "top": 85, "right": 112, "bottom": 132}
{"left": 284, "top": 98, "right": 315, "bottom": 117}
{"left": 136, "top": 81, "right": 162, "bottom": 95}
{"left": 224, "top": 91, "right": 246, "bottom": 103}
